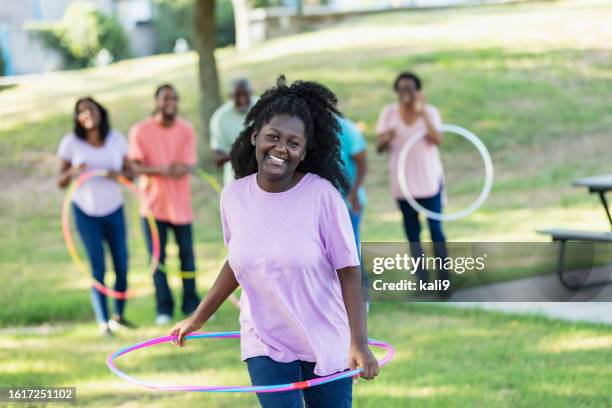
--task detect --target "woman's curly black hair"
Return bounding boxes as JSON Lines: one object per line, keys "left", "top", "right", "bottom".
{"left": 230, "top": 75, "right": 349, "bottom": 194}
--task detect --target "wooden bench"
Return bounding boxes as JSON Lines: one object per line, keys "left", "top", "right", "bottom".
{"left": 538, "top": 229, "right": 612, "bottom": 290}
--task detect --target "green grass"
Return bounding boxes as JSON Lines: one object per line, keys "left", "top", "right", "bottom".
{"left": 1, "top": 0, "right": 611, "bottom": 406}
{"left": 1, "top": 303, "right": 611, "bottom": 407}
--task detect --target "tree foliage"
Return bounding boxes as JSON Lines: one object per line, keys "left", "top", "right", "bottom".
{"left": 154, "top": 0, "right": 235, "bottom": 52}
{"left": 30, "top": 3, "right": 129, "bottom": 69}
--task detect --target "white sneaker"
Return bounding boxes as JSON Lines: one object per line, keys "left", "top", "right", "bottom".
{"left": 155, "top": 314, "right": 172, "bottom": 326}
{"left": 98, "top": 322, "right": 113, "bottom": 337}
{"left": 108, "top": 319, "right": 121, "bottom": 332}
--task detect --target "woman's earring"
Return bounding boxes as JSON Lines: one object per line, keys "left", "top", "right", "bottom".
{"left": 251, "top": 137, "right": 255, "bottom": 146}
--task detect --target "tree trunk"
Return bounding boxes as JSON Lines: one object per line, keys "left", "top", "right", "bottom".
{"left": 231, "top": 0, "right": 251, "bottom": 51}
{"left": 194, "top": 0, "right": 222, "bottom": 160}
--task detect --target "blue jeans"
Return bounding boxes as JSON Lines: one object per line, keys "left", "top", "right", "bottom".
{"left": 349, "top": 209, "right": 369, "bottom": 300}
{"left": 397, "top": 188, "right": 449, "bottom": 283}
{"left": 73, "top": 204, "right": 128, "bottom": 323}
{"left": 348, "top": 209, "right": 362, "bottom": 256}
{"left": 142, "top": 218, "right": 199, "bottom": 316}
{"left": 246, "top": 356, "right": 352, "bottom": 408}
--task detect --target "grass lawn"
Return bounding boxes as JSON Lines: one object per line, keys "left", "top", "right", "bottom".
{"left": 1, "top": 303, "right": 611, "bottom": 407}
{"left": 0, "top": 0, "right": 611, "bottom": 406}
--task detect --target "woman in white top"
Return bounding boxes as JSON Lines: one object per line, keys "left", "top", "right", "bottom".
{"left": 57, "top": 97, "right": 135, "bottom": 336}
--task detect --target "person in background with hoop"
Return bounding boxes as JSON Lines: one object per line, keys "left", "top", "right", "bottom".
{"left": 170, "top": 76, "right": 378, "bottom": 407}
{"left": 376, "top": 71, "right": 449, "bottom": 293}
{"left": 57, "top": 97, "right": 136, "bottom": 336}
{"left": 128, "top": 84, "right": 200, "bottom": 326}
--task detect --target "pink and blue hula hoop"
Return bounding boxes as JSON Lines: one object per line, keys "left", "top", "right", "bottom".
{"left": 107, "top": 331, "right": 394, "bottom": 393}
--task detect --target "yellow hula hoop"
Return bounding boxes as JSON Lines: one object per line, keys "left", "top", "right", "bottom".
{"left": 193, "top": 168, "right": 240, "bottom": 309}
{"left": 136, "top": 168, "right": 238, "bottom": 307}
{"left": 194, "top": 168, "right": 222, "bottom": 194}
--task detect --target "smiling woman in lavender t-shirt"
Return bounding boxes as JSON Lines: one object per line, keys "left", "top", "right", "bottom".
{"left": 170, "top": 77, "right": 379, "bottom": 408}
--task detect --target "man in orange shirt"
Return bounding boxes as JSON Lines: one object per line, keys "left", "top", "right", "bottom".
{"left": 128, "top": 84, "right": 200, "bottom": 325}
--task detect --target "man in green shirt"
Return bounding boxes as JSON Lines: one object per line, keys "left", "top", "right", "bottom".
{"left": 210, "top": 78, "right": 257, "bottom": 185}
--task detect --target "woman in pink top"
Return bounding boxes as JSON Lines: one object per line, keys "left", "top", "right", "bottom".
{"left": 376, "top": 72, "right": 450, "bottom": 292}
{"left": 170, "top": 77, "right": 378, "bottom": 407}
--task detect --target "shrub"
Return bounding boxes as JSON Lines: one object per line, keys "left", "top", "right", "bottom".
{"left": 30, "top": 3, "right": 129, "bottom": 69}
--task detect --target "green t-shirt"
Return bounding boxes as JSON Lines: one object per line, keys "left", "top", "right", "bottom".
{"left": 209, "top": 98, "right": 258, "bottom": 185}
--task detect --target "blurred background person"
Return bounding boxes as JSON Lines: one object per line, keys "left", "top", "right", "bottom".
{"left": 210, "top": 78, "right": 258, "bottom": 185}
{"left": 128, "top": 84, "right": 200, "bottom": 325}
{"left": 336, "top": 113, "right": 369, "bottom": 307}
{"left": 57, "top": 97, "right": 134, "bottom": 336}
{"left": 376, "top": 72, "right": 449, "bottom": 290}
{"left": 337, "top": 114, "right": 367, "bottom": 252}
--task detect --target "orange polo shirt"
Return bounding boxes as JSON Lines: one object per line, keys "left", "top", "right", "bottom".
{"left": 128, "top": 117, "right": 197, "bottom": 224}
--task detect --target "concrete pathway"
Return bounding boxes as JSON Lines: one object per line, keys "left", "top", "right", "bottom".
{"left": 445, "top": 266, "right": 612, "bottom": 325}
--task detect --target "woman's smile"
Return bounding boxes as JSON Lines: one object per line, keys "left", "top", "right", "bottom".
{"left": 266, "top": 154, "right": 287, "bottom": 166}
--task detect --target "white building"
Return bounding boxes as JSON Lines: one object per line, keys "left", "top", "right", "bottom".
{"left": 0, "top": 0, "right": 156, "bottom": 75}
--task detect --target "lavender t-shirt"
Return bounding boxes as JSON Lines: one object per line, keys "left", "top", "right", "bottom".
{"left": 220, "top": 173, "right": 360, "bottom": 376}
{"left": 57, "top": 130, "right": 128, "bottom": 216}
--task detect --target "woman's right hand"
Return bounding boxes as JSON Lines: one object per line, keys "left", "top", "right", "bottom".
{"left": 376, "top": 129, "right": 396, "bottom": 153}
{"left": 70, "top": 163, "right": 87, "bottom": 177}
{"left": 166, "top": 261, "right": 239, "bottom": 347}
{"left": 385, "top": 129, "right": 396, "bottom": 142}
{"left": 169, "top": 316, "right": 203, "bottom": 347}
{"left": 59, "top": 162, "right": 86, "bottom": 189}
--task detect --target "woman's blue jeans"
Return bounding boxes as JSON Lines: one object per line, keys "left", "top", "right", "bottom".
{"left": 397, "top": 188, "right": 449, "bottom": 283}
{"left": 246, "top": 356, "right": 352, "bottom": 408}
{"left": 73, "top": 204, "right": 128, "bottom": 323}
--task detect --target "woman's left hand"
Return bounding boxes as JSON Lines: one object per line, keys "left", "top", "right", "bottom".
{"left": 348, "top": 341, "right": 379, "bottom": 380}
